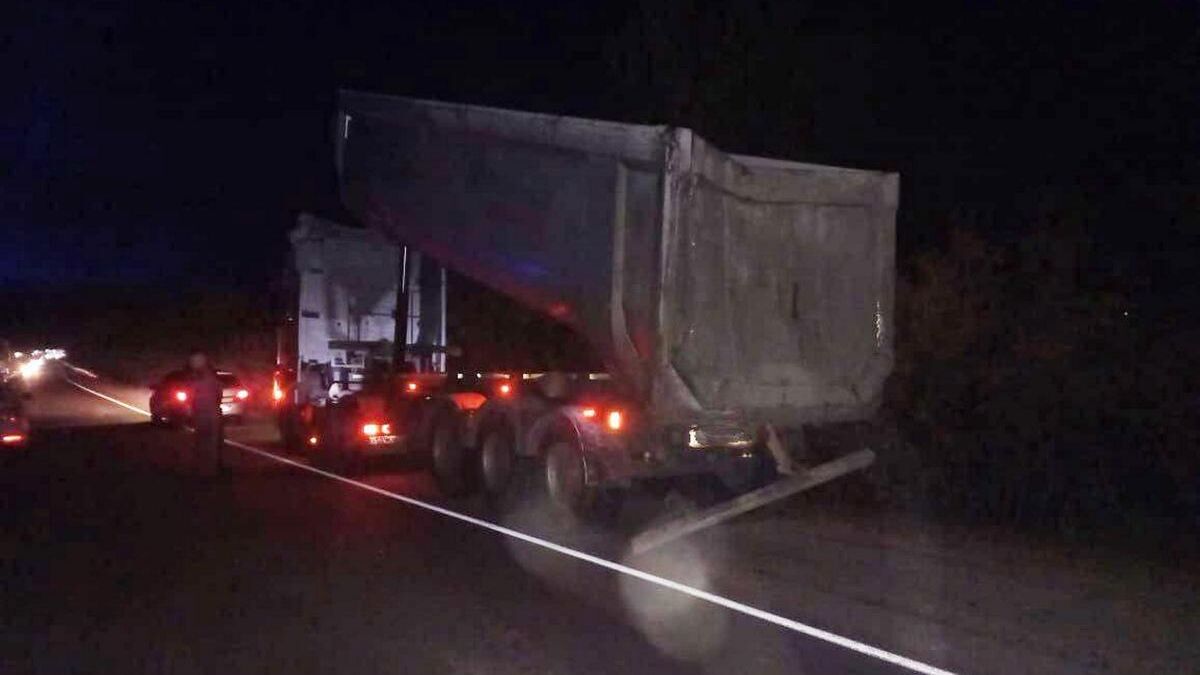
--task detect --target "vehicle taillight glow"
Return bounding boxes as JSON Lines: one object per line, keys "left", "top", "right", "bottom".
{"left": 2, "top": 434, "right": 25, "bottom": 444}
{"left": 236, "top": 389, "right": 249, "bottom": 400}
{"left": 406, "top": 381, "right": 419, "bottom": 393}
{"left": 272, "top": 381, "right": 284, "bottom": 402}
{"left": 580, "top": 406, "right": 623, "bottom": 431}
{"left": 362, "top": 423, "right": 380, "bottom": 437}
{"left": 174, "top": 390, "right": 188, "bottom": 403}
{"left": 499, "top": 383, "right": 512, "bottom": 395}
{"left": 308, "top": 436, "right": 319, "bottom": 446}
{"left": 381, "top": 424, "right": 391, "bottom": 435}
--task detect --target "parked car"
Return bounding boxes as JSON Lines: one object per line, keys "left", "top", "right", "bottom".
{"left": 149, "top": 370, "right": 249, "bottom": 426}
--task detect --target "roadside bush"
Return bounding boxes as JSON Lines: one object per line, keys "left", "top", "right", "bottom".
{"left": 887, "top": 228, "right": 1199, "bottom": 540}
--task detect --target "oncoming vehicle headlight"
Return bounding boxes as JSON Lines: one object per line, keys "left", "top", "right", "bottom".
{"left": 19, "top": 358, "right": 44, "bottom": 379}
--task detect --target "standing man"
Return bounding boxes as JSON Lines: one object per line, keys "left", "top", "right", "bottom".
{"left": 188, "top": 351, "right": 227, "bottom": 477}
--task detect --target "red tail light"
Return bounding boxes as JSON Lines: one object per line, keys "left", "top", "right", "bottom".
{"left": 361, "top": 422, "right": 392, "bottom": 437}
{"left": 174, "top": 390, "right": 188, "bottom": 403}
{"left": 308, "top": 435, "right": 319, "bottom": 446}
{"left": 236, "top": 389, "right": 249, "bottom": 400}
{"left": 498, "top": 383, "right": 512, "bottom": 396}
{"left": 580, "top": 406, "right": 624, "bottom": 432}
{"left": 1, "top": 434, "right": 25, "bottom": 444}
{"left": 406, "top": 381, "right": 419, "bottom": 393}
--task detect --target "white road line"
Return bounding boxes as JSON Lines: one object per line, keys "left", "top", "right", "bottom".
{"left": 64, "top": 362, "right": 100, "bottom": 379}
{"left": 67, "top": 379, "right": 151, "bottom": 417}
{"left": 74, "top": 377, "right": 958, "bottom": 675}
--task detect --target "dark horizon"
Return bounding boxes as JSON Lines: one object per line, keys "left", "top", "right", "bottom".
{"left": 5, "top": 1, "right": 1197, "bottom": 305}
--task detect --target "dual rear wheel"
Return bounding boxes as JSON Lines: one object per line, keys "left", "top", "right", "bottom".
{"left": 430, "top": 412, "right": 475, "bottom": 496}
{"left": 372, "top": 409, "right": 623, "bottom": 525}
{"left": 480, "top": 428, "right": 621, "bottom": 524}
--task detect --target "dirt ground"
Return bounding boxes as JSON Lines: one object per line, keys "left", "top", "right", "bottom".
{"left": 671, "top": 501, "right": 1200, "bottom": 675}
{"left": 72, "top": 384, "right": 1199, "bottom": 675}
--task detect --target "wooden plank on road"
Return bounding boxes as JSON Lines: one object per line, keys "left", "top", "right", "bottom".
{"left": 629, "top": 449, "right": 876, "bottom": 556}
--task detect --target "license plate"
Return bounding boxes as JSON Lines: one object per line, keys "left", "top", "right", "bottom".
{"left": 368, "top": 435, "right": 397, "bottom": 446}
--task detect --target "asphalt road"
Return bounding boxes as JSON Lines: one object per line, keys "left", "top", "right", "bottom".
{"left": 0, "top": 367, "right": 947, "bottom": 675}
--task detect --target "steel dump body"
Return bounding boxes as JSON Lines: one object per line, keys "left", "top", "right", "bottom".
{"left": 337, "top": 91, "right": 898, "bottom": 426}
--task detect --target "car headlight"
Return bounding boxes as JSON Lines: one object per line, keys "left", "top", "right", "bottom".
{"left": 19, "top": 359, "right": 43, "bottom": 379}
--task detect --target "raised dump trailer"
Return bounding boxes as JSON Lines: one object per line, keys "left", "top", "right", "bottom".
{"left": 325, "top": 91, "right": 899, "bottom": 524}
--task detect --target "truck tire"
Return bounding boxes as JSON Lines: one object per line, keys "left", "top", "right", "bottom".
{"left": 479, "top": 425, "right": 517, "bottom": 507}
{"left": 431, "top": 412, "right": 475, "bottom": 497}
{"left": 717, "top": 451, "right": 777, "bottom": 494}
{"left": 544, "top": 440, "right": 621, "bottom": 525}
{"left": 317, "top": 407, "right": 363, "bottom": 475}
{"left": 314, "top": 415, "right": 343, "bottom": 471}
{"left": 279, "top": 406, "right": 301, "bottom": 453}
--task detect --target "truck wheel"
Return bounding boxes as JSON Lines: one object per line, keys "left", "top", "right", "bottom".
{"left": 718, "top": 452, "right": 777, "bottom": 494}
{"left": 279, "top": 407, "right": 301, "bottom": 453}
{"left": 317, "top": 408, "right": 362, "bottom": 475}
{"left": 544, "top": 440, "right": 621, "bottom": 524}
{"left": 479, "top": 426, "right": 517, "bottom": 506}
{"left": 431, "top": 413, "right": 474, "bottom": 497}
{"left": 315, "top": 421, "right": 343, "bottom": 471}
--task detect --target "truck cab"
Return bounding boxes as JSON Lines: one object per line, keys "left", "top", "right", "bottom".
{"left": 273, "top": 214, "right": 449, "bottom": 462}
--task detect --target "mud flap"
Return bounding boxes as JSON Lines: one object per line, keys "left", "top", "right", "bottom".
{"left": 629, "top": 449, "right": 875, "bottom": 556}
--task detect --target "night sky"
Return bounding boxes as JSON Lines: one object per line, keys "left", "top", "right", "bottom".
{"left": 4, "top": 2, "right": 1197, "bottom": 304}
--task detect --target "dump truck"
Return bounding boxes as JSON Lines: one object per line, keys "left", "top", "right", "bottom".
{"left": 285, "top": 90, "right": 899, "bottom": 526}
{"left": 272, "top": 213, "right": 450, "bottom": 452}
